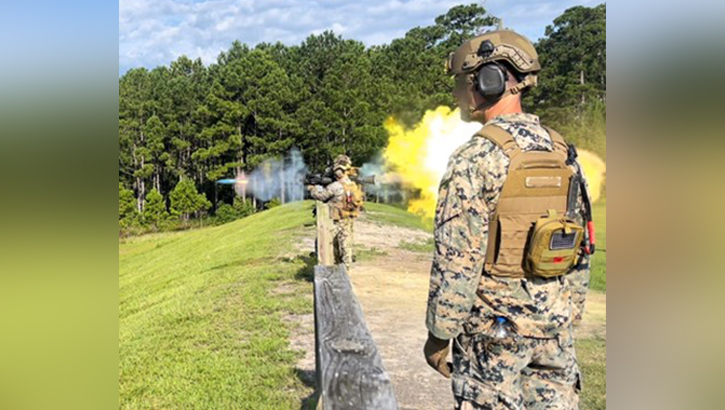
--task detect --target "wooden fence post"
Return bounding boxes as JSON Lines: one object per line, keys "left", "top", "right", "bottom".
{"left": 316, "top": 201, "right": 334, "bottom": 266}
{"left": 314, "top": 265, "right": 399, "bottom": 409}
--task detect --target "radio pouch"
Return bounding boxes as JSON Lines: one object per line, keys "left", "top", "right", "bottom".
{"left": 525, "top": 209, "right": 584, "bottom": 277}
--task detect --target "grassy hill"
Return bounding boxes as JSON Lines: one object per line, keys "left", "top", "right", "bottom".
{"left": 591, "top": 200, "right": 606, "bottom": 291}
{"left": 120, "top": 200, "right": 606, "bottom": 409}
{"left": 119, "top": 201, "right": 317, "bottom": 409}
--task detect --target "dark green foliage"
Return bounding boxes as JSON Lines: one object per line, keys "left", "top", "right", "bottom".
{"left": 119, "top": 183, "right": 139, "bottom": 230}
{"left": 525, "top": 4, "right": 606, "bottom": 156}
{"left": 214, "top": 203, "right": 238, "bottom": 224}
{"left": 170, "top": 178, "right": 212, "bottom": 221}
{"left": 265, "top": 198, "right": 282, "bottom": 209}
{"left": 233, "top": 197, "right": 255, "bottom": 217}
{"left": 214, "top": 198, "right": 256, "bottom": 224}
{"left": 119, "top": 3, "right": 606, "bottom": 230}
{"left": 143, "top": 188, "right": 169, "bottom": 229}
{"left": 119, "top": 183, "right": 136, "bottom": 219}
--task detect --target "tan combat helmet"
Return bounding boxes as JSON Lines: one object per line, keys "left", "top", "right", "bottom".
{"left": 446, "top": 29, "right": 540, "bottom": 77}
{"left": 446, "top": 29, "right": 540, "bottom": 119}
{"left": 333, "top": 154, "right": 352, "bottom": 171}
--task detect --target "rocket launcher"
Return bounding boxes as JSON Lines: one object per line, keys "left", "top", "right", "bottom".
{"left": 304, "top": 167, "right": 376, "bottom": 187}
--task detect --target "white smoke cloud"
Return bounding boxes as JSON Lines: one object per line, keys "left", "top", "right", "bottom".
{"left": 236, "top": 148, "right": 308, "bottom": 202}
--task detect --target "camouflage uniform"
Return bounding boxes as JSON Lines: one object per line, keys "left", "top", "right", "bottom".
{"left": 426, "top": 113, "right": 590, "bottom": 409}
{"left": 309, "top": 176, "right": 354, "bottom": 269}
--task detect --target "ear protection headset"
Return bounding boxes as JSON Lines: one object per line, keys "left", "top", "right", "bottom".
{"left": 476, "top": 62, "right": 508, "bottom": 99}
{"left": 474, "top": 40, "right": 509, "bottom": 100}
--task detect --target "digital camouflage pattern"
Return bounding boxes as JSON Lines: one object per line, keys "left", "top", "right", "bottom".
{"left": 426, "top": 113, "right": 591, "bottom": 340}
{"left": 452, "top": 330, "right": 580, "bottom": 409}
{"left": 332, "top": 218, "right": 353, "bottom": 269}
{"left": 309, "top": 176, "right": 350, "bottom": 204}
{"left": 426, "top": 113, "right": 590, "bottom": 406}
{"left": 309, "top": 176, "right": 356, "bottom": 269}
{"left": 567, "top": 256, "right": 591, "bottom": 325}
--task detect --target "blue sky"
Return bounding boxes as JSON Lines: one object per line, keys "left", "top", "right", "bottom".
{"left": 119, "top": 0, "right": 600, "bottom": 75}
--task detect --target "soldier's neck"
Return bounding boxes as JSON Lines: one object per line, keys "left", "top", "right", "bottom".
{"left": 483, "top": 94, "right": 523, "bottom": 122}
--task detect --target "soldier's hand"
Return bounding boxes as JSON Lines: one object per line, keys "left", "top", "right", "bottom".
{"left": 423, "top": 332, "right": 452, "bottom": 379}
{"left": 306, "top": 185, "right": 314, "bottom": 191}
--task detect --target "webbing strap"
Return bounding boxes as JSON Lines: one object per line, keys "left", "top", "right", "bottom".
{"left": 480, "top": 125, "right": 515, "bottom": 272}
{"left": 484, "top": 216, "right": 498, "bottom": 272}
{"left": 542, "top": 125, "right": 569, "bottom": 156}
{"left": 477, "top": 125, "right": 521, "bottom": 158}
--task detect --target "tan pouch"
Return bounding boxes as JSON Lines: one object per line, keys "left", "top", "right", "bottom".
{"left": 330, "top": 204, "right": 343, "bottom": 221}
{"left": 525, "top": 209, "right": 584, "bottom": 277}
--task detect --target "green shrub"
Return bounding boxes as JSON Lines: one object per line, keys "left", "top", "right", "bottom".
{"left": 233, "top": 197, "right": 255, "bottom": 217}
{"left": 170, "top": 178, "right": 211, "bottom": 221}
{"left": 119, "top": 183, "right": 137, "bottom": 219}
{"left": 214, "top": 203, "right": 238, "bottom": 224}
{"left": 142, "top": 189, "right": 169, "bottom": 230}
{"left": 265, "top": 198, "right": 281, "bottom": 209}
{"left": 119, "top": 183, "right": 141, "bottom": 234}
{"left": 214, "top": 198, "right": 256, "bottom": 225}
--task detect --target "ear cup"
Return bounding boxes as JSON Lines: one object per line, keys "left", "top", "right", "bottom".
{"left": 476, "top": 64, "right": 506, "bottom": 99}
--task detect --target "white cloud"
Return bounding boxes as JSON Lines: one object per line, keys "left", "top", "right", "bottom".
{"left": 484, "top": 0, "right": 600, "bottom": 42}
{"left": 119, "top": 0, "right": 592, "bottom": 74}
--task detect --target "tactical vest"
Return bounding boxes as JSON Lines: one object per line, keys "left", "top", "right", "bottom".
{"left": 331, "top": 180, "right": 363, "bottom": 220}
{"left": 480, "top": 124, "right": 578, "bottom": 278}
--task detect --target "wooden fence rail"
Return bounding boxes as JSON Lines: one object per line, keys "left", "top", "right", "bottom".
{"left": 314, "top": 264, "right": 399, "bottom": 409}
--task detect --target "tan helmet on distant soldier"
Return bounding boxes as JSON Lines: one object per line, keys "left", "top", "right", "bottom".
{"left": 446, "top": 29, "right": 540, "bottom": 121}
{"left": 333, "top": 154, "right": 352, "bottom": 172}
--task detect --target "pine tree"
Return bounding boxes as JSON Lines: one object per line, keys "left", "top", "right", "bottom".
{"left": 119, "top": 183, "right": 137, "bottom": 220}
{"left": 118, "top": 3, "right": 605, "bottom": 227}
{"left": 119, "top": 183, "right": 138, "bottom": 230}
{"left": 170, "top": 178, "right": 211, "bottom": 221}
{"left": 119, "top": 68, "right": 153, "bottom": 212}
{"left": 527, "top": 4, "right": 606, "bottom": 121}
{"left": 143, "top": 188, "right": 169, "bottom": 229}
{"left": 214, "top": 203, "right": 238, "bottom": 224}
{"left": 233, "top": 197, "right": 255, "bottom": 218}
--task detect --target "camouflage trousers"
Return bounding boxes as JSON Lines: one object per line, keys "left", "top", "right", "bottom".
{"left": 452, "top": 330, "right": 581, "bottom": 410}
{"left": 333, "top": 218, "right": 353, "bottom": 269}
{"left": 566, "top": 258, "right": 590, "bottom": 326}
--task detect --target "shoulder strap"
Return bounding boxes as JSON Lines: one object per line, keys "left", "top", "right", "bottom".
{"left": 476, "top": 124, "right": 521, "bottom": 158}
{"left": 541, "top": 125, "right": 569, "bottom": 156}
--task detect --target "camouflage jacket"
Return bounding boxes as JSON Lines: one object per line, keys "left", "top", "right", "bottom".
{"left": 309, "top": 176, "right": 351, "bottom": 203}
{"left": 426, "top": 113, "right": 591, "bottom": 340}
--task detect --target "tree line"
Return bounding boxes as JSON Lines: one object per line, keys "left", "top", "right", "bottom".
{"left": 119, "top": 3, "right": 606, "bottom": 233}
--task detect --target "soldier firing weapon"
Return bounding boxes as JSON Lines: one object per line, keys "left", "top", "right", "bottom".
{"left": 304, "top": 166, "right": 376, "bottom": 187}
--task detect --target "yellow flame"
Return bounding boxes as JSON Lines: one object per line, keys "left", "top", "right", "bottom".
{"left": 383, "top": 106, "right": 481, "bottom": 219}
{"left": 383, "top": 106, "right": 606, "bottom": 219}
{"left": 577, "top": 149, "right": 606, "bottom": 202}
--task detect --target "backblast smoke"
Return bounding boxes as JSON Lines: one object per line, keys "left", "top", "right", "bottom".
{"left": 236, "top": 148, "right": 308, "bottom": 202}
{"left": 375, "top": 106, "right": 607, "bottom": 219}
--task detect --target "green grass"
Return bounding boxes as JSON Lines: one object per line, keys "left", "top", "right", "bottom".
{"left": 577, "top": 337, "right": 606, "bottom": 410}
{"left": 590, "top": 200, "right": 606, "bottom": 291}
{"left": 399, "top": 237, "right": 435, "bottom": 253}
{"left": 577, "top": 200, "right": 606, "bottom": 409}
{"left": 120, "top": 199, "right": 606, "bottom": 409}
{"left": 353, "top": 246, "right": 389, "bottom": 261}
{"left": 363, "top": 202, "right": 433, "bottom": 231}
{"left": 119, "top": 201, "right": 316, "bottom": 409}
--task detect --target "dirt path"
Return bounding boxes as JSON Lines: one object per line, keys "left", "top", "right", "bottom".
{"left": 350, "top": 248, "right": 453, "bottom": 409}
{"left": 289, "top": 218, "right": 606, "bottom": 409}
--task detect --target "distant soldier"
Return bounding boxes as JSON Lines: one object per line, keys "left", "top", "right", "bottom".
{"left": 423, "top": 29, "right": 594, "bottom": 409}
{"left": 307, "top": 154, "right": 364, "bottom": 269}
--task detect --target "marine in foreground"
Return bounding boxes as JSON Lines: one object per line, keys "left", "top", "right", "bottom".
{"left": 423, "top": 28, "right": 595, "bottom": 410}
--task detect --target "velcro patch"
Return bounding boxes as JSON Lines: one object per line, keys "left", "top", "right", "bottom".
{"left": 525, "top": 176, "right": 561, "bottom": 188}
